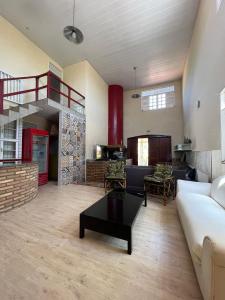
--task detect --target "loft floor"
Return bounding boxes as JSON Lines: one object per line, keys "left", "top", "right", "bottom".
{"left": 0, "top": 183, "right": 202, "bottom": 300}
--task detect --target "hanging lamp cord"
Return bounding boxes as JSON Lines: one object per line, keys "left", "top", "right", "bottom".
{"left": 73, "top": 0, "right": 75, "bottom": 27}
{"left": 134, "top": 67, "right": 137, "bottom": 90}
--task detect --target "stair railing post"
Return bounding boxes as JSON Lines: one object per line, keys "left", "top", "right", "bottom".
{"left": 68, "top": 88, "right": 71, "bottom": 109}
{"left": 47, "top": 72, "right": 51, "bottom": 99}
{"left": 35, "top": 76, "right": 39, "bottom": 101}
{"left": 0, "top": 79, "right": 3, "bottom": 114}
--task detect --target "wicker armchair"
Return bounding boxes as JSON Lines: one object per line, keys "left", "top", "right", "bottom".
{"left": 144, "top": 164, "right": 175, "bottom": 206}
{"left": 104, "top": 160, "right": 126, "bottom": 193}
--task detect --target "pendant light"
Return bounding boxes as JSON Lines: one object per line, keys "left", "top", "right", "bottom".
{"left": 132, "top": 66, "right": 140, "bottom": 99}
{"left": 63, "top": 0, "right": 84, "bottom": 44}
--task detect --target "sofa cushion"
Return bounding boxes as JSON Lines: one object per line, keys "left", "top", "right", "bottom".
{"left": 211, "top": 175, "right": 225, "bottom": 209}
{"left": 176, "top": 191, "right": 225, "bottom": 261}
{"left": 177, "top": 179, "right": 211, "bottom": 196}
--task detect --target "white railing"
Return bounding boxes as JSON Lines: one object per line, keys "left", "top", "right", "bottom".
{"left": 0, "top": 71, "right": 22, "bottom": 104}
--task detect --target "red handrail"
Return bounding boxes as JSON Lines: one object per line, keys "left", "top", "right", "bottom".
{"left": 48, "top": 71, "right": 85, "bottom": 100}
{"left": 0, "top": 71, "right": 85, "bottom": 114}
{"left": 3, "top": 85, "right": 47, "bottom": 98}
{"left": 0, "top": 159, "right": 22, "bottom": 162}
{"left": 0, "top": 71, "right": 48, "bottom": 82}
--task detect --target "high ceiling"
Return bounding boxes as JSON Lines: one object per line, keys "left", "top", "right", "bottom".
{"left": 0, "top": 0, "right": 199, "bottom": 89}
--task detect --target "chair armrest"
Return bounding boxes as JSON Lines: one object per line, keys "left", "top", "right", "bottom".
{"left": 201, "top": 236, "right": 225, "bottom": 300}
{"left": 177, "top": 179, "right": 211, "bottom": 196}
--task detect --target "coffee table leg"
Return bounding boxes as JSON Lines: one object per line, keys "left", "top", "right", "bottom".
{"left": 80, "top": 226, "right": 84, "bottom": 238}
{"left": 144, "top": 191, "right": 147, "bottom": 207}
{"left": 80, "top": 215, "right": 85, "bottom": 238}
{"left": 128, "top": 229, "right": 132, "bottom": 255}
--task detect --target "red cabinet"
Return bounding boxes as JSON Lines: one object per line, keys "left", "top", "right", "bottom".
{"left": 22, "top": 128, "right": 49, "bottom": 185}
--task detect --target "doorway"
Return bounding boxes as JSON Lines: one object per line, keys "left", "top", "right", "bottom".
{"left": 138, "top": 138, "right": 149, "bottom": 166}
{"left": 127, "top": 135, "right": 172, "bottom": 166}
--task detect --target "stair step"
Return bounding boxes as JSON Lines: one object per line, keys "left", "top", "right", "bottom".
{"left": 10, "top": 106, "right": 20, "bottom": 112}
{"left": 0, "top": 101, "right": 41, "bottom": 127}
{"left": 2, "top": 109, "right": 10, "bottom": 116}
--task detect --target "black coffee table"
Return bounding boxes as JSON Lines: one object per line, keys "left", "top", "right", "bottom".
{"left": 79, "top": 190, "right": 144, "bottom": 254}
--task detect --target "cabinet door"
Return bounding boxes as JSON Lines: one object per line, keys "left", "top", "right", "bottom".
{"left": 159, "top": 137, "right": 172, "bottom": 163}
{"left": 149, "top": 137, "right": 160, "bottom": 165}
{"left": 149, "top": 136, "right": 172, "bottom": 165}
{"left": 127, "top": 137, "right": 138, "bottom": 165}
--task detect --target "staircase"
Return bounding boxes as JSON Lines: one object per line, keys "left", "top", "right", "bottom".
{"left": 0, "top": 102, "right": 41, "bottom": 127}
{"left": 0, "top": 70, "right": 85, "bottom": 127}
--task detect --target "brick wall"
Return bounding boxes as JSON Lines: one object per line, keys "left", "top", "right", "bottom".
{"left": 0, "top": 163, "right": 38, "bottom": 213}
{"left": 86, "top": 160, "right": 109, "bottom": 182}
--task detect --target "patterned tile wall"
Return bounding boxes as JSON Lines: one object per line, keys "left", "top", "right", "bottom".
{"left": 59, "top": 111, "right": 85, "bottom": 185}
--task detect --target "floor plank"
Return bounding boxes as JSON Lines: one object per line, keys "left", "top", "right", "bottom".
{"left": 0, "top": 183, "right": 202, "bottom": 300}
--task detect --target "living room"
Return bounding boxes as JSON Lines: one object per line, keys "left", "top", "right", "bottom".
{"left": 0, "top": 0, "right": 225, "bottom": 299}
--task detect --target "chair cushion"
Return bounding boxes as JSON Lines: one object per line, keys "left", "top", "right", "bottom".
{"left": 211, "top": 175, "right": 225, "bottom": 209}
{"left": 144, "top": 175, "right": 164, "bottom": 183}
{"left": 106, "top": 160, "right": 125, "bottom": 178}
{"left": 155, "top": 164, "right": 173, "bottom": 177}
{"left": 105, "top": 175, "right": 125, "bottom": 180}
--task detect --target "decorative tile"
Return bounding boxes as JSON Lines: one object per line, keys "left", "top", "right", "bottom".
{"left": 59, "top": 111, "right": 85, "bottom": 185}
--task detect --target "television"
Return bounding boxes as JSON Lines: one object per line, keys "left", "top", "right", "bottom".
{"left": 94, "top": 144, "right": 126, "bottom": 160}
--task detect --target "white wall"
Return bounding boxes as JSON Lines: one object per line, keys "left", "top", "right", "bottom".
{"left": 182, "top": 0, "right": 225, "bottom": 151}
{"left": 124, "top": 80, "right": 184, "bottom": 155}
{"left": 63, "top": 61, "right": 108, "bottom": 158}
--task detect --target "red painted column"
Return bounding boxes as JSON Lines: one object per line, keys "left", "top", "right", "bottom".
{"left": 108, "top": 85, "right": 123, "bottom": 145}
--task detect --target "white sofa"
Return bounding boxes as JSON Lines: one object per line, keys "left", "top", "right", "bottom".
{"left": 176, "top": 176, "right": 225, "bottom": 300}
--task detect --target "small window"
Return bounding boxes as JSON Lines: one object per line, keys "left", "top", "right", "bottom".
{"left": 141, "top": 85, "right": 175, "bottom": 111}
{"left": 4, "top": 121, "right": 17, "bottom": 139}
{"left": 216, "top": 0, "right": 223, "bottom": 12}
{"left": 3, "top": 141, "right": 16, "bottom": 159}
{"left": 0, "top": 120, "right": 21, "bottom": 164}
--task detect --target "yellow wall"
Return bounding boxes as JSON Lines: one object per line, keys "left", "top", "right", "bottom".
{"left": 63, "top": 61, "right": 87, "bottom": 96}
{"left": 0, "top": 16, "right": 61, "bottom": 77}
{"left": 64, "top": 61, "right": 108, "bottom": 158}
{"left": 124, "top": 80, "right": 184, "bottom": 155}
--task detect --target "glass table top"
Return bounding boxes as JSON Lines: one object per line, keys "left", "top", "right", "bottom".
{"left": 81, "top": 190, "right": 143, "bottom": 226}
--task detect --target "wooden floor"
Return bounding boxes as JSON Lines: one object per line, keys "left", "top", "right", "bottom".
{"left": 0, "top": 183, "right": 202, "bottom": 300}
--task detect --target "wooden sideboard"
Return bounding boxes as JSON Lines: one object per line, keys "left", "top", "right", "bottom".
{"left": 86, "top": 160, "right": 109, "bottom": 182}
